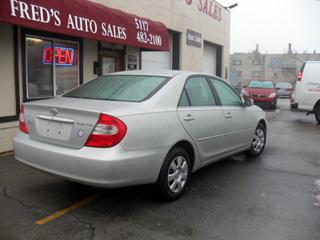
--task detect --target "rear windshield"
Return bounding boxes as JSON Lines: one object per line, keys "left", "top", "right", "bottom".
{"left": 276, "top": 83, "right": 292, "bottom": 88}
{"left": 64, "top": 75, "right": 168, "bottom": 102}
{"left": 248, "top": 80, "right": 274, "bottom": 89}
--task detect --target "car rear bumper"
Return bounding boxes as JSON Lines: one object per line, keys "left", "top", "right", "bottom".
{"left": 277, "top": 92, "right": 292, "bottom": 97}
{"left": 13, "top": 133, "right": 168, "bottom": 188}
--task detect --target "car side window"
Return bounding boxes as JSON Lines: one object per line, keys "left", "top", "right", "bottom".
{"left": 178, "top": 90, "right": 190, "bottom": 107}
{"left": 210, "top": 78, "right": 242, "bottom": 106}
{"left": 184, "top": 77, "right": 216, "bottom": 107}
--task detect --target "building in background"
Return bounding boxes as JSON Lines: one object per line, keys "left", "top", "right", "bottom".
{"left": 0, "top": 0, "right": 231, "bottom": 153}
{"left": 229, "top": 44, "right": 320, "bottom": 88}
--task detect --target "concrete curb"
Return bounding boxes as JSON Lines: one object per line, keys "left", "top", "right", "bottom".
{"left": 0, "top": 151, "right": 14, "bottom": 158}
{"left": 266, "top": 109, "right": 281, "bottom": 121}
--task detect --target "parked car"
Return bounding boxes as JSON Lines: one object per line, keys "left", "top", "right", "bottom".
{"left": 14, "top": 71, "right": 267, "bottom": 200}
{"left": 242, "top": 80, "right": 277, "bottom": 109}
{"left": 276, "top": 82, "right": 294, "bottom": 98}
{"left": 291, "top": 61, "right": 320, "bottom": 124}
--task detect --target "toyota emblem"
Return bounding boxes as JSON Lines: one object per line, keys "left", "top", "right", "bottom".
{"left": 50, "top": 108, "right": 58, "bottom": 116}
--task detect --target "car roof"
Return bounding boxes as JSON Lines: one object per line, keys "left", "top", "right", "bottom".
{"left": 304, "top": 61, "right": 320, "bottom": 63}
{"left": 107, "top": 70, "right": 218, "bottom": 78}
{"left": 250, "top": 79, "right": 273, "bottom": 82}
{"left": 276, "top": 82, "right": 292, "bottom": 85}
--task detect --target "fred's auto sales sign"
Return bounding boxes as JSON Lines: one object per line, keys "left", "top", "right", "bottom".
{"left": 0, "top": 0, "right": 169, "bottom": 50}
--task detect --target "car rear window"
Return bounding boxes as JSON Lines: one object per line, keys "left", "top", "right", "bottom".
{"left": 64, "top": 75, "right": 168, "bottom": 102}
{"left": 276, "top": 83, "right": 292, "bottom": 88}
{"left": 248, "top": 80, "right": 274, "bottom": 89}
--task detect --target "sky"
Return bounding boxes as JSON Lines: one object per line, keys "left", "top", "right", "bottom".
{"left": 218, "top": 0, "right": 320, "bottom": 54}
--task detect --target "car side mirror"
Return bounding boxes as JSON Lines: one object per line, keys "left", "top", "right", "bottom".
{"left": 244, "top": 98, "right": 254, "bottom": 107}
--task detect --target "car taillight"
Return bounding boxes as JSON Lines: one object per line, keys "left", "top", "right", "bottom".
{"left": 19, "top": 104, "right": 29, "bottom": 134}
{"left": 85, "top": 114, "right": 127, "bottom": 148}
{"left": 297, "top": 72, "right": 302, "bottom": 81}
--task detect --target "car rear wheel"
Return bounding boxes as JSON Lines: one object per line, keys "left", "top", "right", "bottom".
{"left": 245, "top": 123, "right": 266, "bottom": 157}
{"left": 315, "top": 104, "right": 320, "bottom": 124}
{"left": 156, "top": 147, "right": 191, "bottom": 201}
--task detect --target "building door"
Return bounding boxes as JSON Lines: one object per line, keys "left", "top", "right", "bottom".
{"left": 100, "top": 49, "right": 124, "bottom": 75}
{"left": 203, "top": 42, "right": 217, "bottom": 76}
{"left": 141, "top": 31, "right": 178, "bottom": 71}
{"left": 141, "top": 51, "right": 171, "bottom": 70}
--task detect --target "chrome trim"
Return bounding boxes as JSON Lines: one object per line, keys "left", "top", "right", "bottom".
{"left": 36, "top": 115, "right": 74, "bottom": 124}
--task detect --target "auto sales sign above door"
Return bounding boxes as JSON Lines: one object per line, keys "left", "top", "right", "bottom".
{"left": 0, "top": 0, "right": 169, "bottom": 51}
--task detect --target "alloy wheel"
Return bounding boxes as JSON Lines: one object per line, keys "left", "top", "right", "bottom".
{"left": 252, "top": 128, "right": 265, "bottom": 153}
{"left": 167, "top": 156, "right": 188, "bottom": 193}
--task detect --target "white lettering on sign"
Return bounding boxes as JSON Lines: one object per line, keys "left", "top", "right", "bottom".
{"left": 187, "top": 33, "right": 201, "bottom": 43}
{"left": 134, "top": 17, "right": 162, "bottom": 46}
{"left": 101, "top": 23, "right": 127, "bottom": 40}
{"left": 67, "top": 15, "right": 98, "bottom": 34}
{"left": 7, "top": 0, "right": 164, "bottom": 47}
{"left": 10, "top": 0, "right": 61, "bottom": 25}
{"left": 135, "top": 18, "right": 149, "bottom": 32}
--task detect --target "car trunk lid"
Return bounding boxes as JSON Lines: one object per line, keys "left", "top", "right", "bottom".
{"left": 23, "top": 97, "right": 137, "bottom": 148}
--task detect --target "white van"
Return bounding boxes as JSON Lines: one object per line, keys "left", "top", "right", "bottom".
{"left": 291, "top": 61, "right": 320, "bottom": 123}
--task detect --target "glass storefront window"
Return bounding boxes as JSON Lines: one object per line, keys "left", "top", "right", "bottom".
{"left": 26, "top": 37, "right": 53, "bottom": 98}
{"left": 26, "top": 36, "right": 79, "bottom": 99}
{"left": 54, "top": 41, "right": 79, "bottom": 95}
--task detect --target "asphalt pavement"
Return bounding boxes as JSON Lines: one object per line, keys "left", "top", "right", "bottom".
{"left": 0, "top": 99, "right": 319, "bottom": 240}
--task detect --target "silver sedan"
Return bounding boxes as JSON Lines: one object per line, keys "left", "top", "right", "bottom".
{"left": 14, "top": 71, "right": 267, "bottom": 200}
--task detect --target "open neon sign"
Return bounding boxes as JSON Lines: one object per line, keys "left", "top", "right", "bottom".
{"left": 42, "top": 46, "right": 75, "bottom": 66}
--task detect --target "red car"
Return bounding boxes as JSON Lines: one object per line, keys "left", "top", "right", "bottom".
{"left": 242, "top": 80, "right": 277, "bottom": 109}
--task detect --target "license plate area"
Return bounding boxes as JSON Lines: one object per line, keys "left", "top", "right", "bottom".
{"left": 35, "top": 117, "right": 74, "bottom": 141}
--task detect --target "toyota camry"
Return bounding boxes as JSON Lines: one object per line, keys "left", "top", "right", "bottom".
{"left": 14, "top": 71, "right": 267, "bottom": 200}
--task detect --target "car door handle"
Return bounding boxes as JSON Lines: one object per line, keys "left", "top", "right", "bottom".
{"left": 225, "top": 112, "right": 232, "bottom": 119}
{"left": 183, "top": 114, "right": 195, "bottom": 121}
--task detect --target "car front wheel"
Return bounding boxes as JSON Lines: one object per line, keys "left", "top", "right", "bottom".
{"left": 245, "top": 123, "right": 266, "bottom": 157}
{"left": 156, "top": 147, "right": 191, "bottom": 201}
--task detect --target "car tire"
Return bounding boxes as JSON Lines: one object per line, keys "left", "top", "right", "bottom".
{"left": 156, "top": 147, "right": 191, "bottom": 201}
{"left": 245, "top": 123, "right": 266, "bottom": 157}
{"left": 315, "top": 104, "right": 320, "bottom": 124}
{"left": 290, "top": 103, "right": 298, "bottom": 110}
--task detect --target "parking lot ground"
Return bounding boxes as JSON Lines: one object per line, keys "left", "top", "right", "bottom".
{"left": 263, "top": 97, "right": 289, "bottom": 120}
{"left": 0, "top": 106, "right": 320, "bottom": 240}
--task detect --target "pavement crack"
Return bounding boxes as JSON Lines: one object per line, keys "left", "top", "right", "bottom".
{"left": 0, "top": 185, "right": 33, "bottom": 210}
{"left": 69, "top": 213, "right": 96, "bottom": 240}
